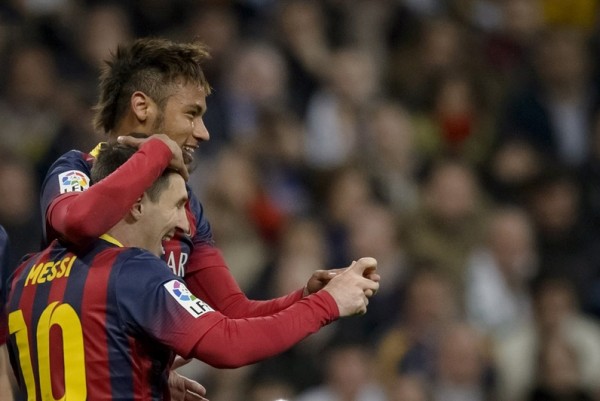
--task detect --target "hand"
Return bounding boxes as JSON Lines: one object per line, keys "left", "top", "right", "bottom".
{"left": 323, "top": 257, "right": 379, "bottom": 317}
{"left": 168, "top": 357, "right": 208, "bottom": 401}
{"left": 117, "top": 134, "right": 189, "bottom": 181}
{"left": 304, "top": 265, "right": 380, "bottom": 297}
{"left": 304, "top": 268, "right": 344, "bottom": 296}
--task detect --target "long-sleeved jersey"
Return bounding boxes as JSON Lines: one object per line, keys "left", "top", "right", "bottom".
{"left": 6, "top": 236, "right": 338, "bottom": 400}
{"left": 40, "top": 139, "right": 305, "bottom": 318}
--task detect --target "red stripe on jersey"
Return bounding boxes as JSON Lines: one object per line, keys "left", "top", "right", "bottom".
{"left": 127, "top": 335, "right": 155, "bottom": 400}
{"left": 80, "top": 250, "right": 116, "bottom": 398}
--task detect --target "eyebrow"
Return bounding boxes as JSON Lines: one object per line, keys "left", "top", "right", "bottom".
{"left": 189, "top": 104, "right": 205, "bottom": 116}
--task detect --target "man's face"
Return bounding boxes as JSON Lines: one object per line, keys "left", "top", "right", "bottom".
{"left": 139, "top": 173, "right": 189, "bottom": 256}
{"left": 151, "top": 81, "right": 209, "bottom": 166}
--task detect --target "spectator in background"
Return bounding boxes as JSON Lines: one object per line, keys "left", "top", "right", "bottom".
{"left": 527, "top": 334, "right": 596, "bottom": 401}
{"left": 413, "top": 71, "right": 497, "bottom": 167}
{"left": 202, "top": 144, "right": 276, "bottom": 291}
{"left": 295, "top": 342, "right": 387, "bottom": 401}
{"left": 497, "top": 26, "right": 599, "bottom": 168}
{"left": 387, "top": 373, "right": 431, "bottom": 401}
{"left": 403, "top": 157, "right": 489, "bottom": 292}
{"left": 375, "top": 268, "right": 460, "bottom": 392}
{"left": 334, "top": 202, "right": 408, "bottom": 342}
{"left": 363, "top": 100, "right": 420, "bottom": 216}
{"left": 219, "top": 41, "right": 289, "bottom": 144}
{"left": 320, "top": 165, "right": 377, "bottom": 267}
{"left": 250, "top": 108, "right": 313, "bottom": 217}
{"left": 304, "top": 46, "right": 381, "bottom": 170}
{"left": 495, "top": 277, "right": 600, "bottom": 401}
{"left": 430, "top": 323, "right": 494, "bottom": 401}
{"left": 387, "top": 15, "right": 474, "bottom": 110}
{"left": 483, "top": 137, "right": 547, "bottom": 205}
{"left": 274, "top": 0, "right": 330, "bottom": 117}
{"left": 465, "top": 206, "right": 537, "bottom": 338}
{"left": 523, "top": 168, "right": 600, "bottom": 314}
{"left": 0, "top": 43, "right": 63, "bottom": 172}
{"left": 0, "top": 150, "right": 41, "bottom": 268}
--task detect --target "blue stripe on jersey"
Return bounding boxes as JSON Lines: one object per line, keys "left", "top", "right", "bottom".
{"left": 106, "top": 250, "right": 135, "bottom": 400}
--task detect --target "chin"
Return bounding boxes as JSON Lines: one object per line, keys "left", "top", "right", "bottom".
{"left": 186, "top": 159, "right": 197, "bottom": 173}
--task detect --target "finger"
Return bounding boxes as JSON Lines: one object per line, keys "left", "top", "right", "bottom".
{"left": 183, "top": 391, "right": 209, "bottom": 401}
{"left": 117, "top": 135, "right": 147, "bottom": 147}
{"left": 176, "top": 164, "right": 190, "bottom": 181}
{"left": 182, "top": 377, "right": 207, "bottom": 396}
{"left": 350, "top": 257, "right": 377, "bottom": 275}
{"left": 365, "top": 289, "right": 374, "bottom": 298}
{"left": 314, "top": 270, "right": 340, "bottom": 281}
{"left": 365, "top": 272, "right": 381, "bottom": 283}
{"left": 171, "top": 355, "right": 192, "bottom": 370}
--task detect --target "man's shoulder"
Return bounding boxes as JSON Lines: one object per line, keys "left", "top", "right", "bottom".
{"left": 115, "top": 247, "right": 170, "bottom": 271}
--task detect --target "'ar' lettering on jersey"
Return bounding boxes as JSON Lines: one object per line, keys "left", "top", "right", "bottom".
{"left": 24, "top": 256, "right": 77, "bottom": 286}
{"left": 162, "top": 233, "right": 192, "bottom": 277}
{"left": 165, "top": 251, "right": 188, "bottom": 277}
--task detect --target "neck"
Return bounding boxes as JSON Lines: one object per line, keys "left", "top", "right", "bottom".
{"left": 112, "top": 117, "right": 151, "bottom": 139}
{"left": 105, "top": 222, "right": 159, "bottom": 256}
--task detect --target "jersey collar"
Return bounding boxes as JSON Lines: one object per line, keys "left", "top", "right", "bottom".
{"left": 100, "top": 233, "right": 124, "bottom": 247}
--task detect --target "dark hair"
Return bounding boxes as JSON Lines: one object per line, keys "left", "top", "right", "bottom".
{"left": 92, "top": 37, "right": 211, "bottom": 134}
{"left": 91, "top": 142, "right": 173, "bottom": 202}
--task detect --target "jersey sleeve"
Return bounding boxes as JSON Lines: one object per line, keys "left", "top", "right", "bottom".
{"left": 184, "top": 244, "right": 304, "bottom": 318}
{"left": 116, "top": 250, "right": 339, "bottom": 368}
{"left": 41, "top": 139, "right": 173, "bottom": 245}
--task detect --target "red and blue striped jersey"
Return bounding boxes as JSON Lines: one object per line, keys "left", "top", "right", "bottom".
{"left": 5, "top": 237, "right": 216, "bottom": 401}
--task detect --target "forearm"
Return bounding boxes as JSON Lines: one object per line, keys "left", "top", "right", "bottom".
{"left": 47, "top": 139, "right": 172, "bottom": 244}
{"left": 187, "top": 291, "right": 339, "bottom": 368}
{"left": 185, "top": 245, "right": 304, "bottom": 317}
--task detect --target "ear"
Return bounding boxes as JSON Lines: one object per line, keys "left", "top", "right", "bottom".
{"left": 131, "top": 91, "right": 154, "bottom": 122}
{"left": 128, "top": 196, "right": 145, "bottom": 222}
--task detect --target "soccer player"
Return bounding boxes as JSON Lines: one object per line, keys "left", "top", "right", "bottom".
{"left": 7, "top": 143, "right": 379, "bottom": 400}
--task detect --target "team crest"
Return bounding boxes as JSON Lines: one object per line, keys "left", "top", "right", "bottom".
{"left": 58, "top": 170, "right": 90, "bottom": 193}
{"left": 164, "top": 280, "right": 213, "bottom": 318}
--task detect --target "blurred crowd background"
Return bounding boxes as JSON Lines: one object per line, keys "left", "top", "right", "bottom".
{"left": 2, "top": 0, "right": 600, "bottom": 400}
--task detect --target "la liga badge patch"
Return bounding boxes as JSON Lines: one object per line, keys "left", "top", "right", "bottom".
{"left": 58, "top": 170, "right": 90, "bottom": 193}
{"left": 164, "top": 280, "right": 214, "bottom": 318}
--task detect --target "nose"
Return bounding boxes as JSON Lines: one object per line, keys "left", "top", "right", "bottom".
{"left": 176, "top": 207, "right": 190, "bottom": 235}
{"left": 192, "top": 118, "right": 210, "bottom": 142}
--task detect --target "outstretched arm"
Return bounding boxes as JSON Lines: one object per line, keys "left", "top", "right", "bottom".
{"left": 184, "top": 258, "right": 378, "bottom": 368}
{"left": 185, "top": 244, "right": 379, "bottom": 318}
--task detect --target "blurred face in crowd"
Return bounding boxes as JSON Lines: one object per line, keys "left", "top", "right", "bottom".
{"left": 424, "top": 162, "right": 478, "bottom": 224}
{"left": 488, "top": 208, "right": 536, "bottom": 281}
